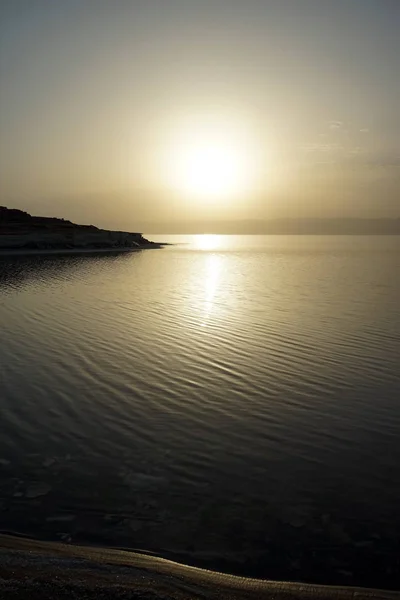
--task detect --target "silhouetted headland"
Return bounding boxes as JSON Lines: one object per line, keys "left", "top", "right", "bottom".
{"left": 0, "top": 207, "right": 163, "bottom": 255}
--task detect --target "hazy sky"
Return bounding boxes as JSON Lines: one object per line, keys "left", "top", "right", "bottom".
{"left": 0, "top": 0, "right": 399, "bottom": 230}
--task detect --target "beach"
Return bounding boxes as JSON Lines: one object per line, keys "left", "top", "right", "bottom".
{"left": 0, "top": 534, "right": 398, "bottom": 600}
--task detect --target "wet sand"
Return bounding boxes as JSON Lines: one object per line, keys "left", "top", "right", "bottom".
{"left": 0, "top": 534, "right": 398, "bottom": 599}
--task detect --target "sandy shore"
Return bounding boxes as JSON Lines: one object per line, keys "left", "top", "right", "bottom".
{"left": 0, "top": 244, "right": 165, "bottom": 257}
{"left": 0, "top": 534, "right": 398, "bottom": 599}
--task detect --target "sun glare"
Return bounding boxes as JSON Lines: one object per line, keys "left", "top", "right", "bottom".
{"left": 194, "top": 234, "right": 222, "bottom": 251}
{"left": 163, "top": 120, "right": 257, "bottom": 201}
{"left": 178, "top": 140, "right": 247, "bottom": 198}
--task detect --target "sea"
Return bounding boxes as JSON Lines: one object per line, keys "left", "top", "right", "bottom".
{"left": 0, "top": 234, "right": 399, "bottom": 590}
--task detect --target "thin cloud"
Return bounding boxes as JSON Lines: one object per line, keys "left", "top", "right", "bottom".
{"left": 302, "top": 142, "right": 343, "bottom": 153}
{"left": 346, "top": 150, "right": 400, "bottom": 167}
{"left": 348, "top": 147, "right": 365, "bottom": 155}
{"left": 360, "top": 128, "right": 370, "bottom": 133}
{"left": 329, "top": 120, "right": 343, "bottom": 130}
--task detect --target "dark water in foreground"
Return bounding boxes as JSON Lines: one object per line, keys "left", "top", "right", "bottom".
{"left": 0, "top": 235, "right": 400, "bottom": 589}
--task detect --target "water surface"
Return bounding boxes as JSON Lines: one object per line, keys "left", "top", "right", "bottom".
{"left": 1, "top": 235, "right": 399, "bottom": 589}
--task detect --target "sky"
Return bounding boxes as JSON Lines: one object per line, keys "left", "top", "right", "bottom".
{"left": 0, "top": 0, "right": 399, "bottom": 231}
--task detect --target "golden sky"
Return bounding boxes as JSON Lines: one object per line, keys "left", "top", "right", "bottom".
{"left": 0, "top": 1, "right": 399, "bottom": 231}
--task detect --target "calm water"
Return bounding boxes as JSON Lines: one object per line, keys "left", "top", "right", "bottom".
{"left": 1, "top": 235, "right": 400, "bottom": 589}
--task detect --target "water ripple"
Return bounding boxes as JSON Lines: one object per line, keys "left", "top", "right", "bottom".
{"left": 1, "top": 236, "right": 400, "bottom": 588}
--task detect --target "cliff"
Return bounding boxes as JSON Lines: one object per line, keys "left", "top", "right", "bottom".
{"left": 0, "top": 207, "right": 159, "bottom": 252}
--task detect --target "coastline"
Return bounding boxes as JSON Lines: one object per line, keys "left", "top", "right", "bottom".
{"left": 0, "top": 207, "right": 168, "bottom": 257}
{"left": 0, "top": 243, "right": 165, "bottom": 258}
{"left": 0, "top": 534, "right": 398, "bottom": 599}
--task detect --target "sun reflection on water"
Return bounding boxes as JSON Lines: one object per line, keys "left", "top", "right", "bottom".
{"left": 201, "top": 254, "right": 222, "bottom": 326}
{"left": 194, "top": 234, "right": 223, "bottom": 251}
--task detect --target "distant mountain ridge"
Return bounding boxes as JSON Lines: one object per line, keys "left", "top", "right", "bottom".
{"left": 1, "top": 207, "right": 399, "bottom": 236}
{"left": 139, "top": 217, "right": 400, "bottom": 235}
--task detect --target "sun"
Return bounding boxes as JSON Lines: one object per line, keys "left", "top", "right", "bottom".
{"left": 178, "top": 140, "right": 247, "bottom": 198}
{"left": 164, "top": 121, "right": 255, "bottom": 201}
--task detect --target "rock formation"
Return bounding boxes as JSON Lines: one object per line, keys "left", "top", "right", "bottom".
{"left": 0, "top": 207, "right": 158, "bottom": 251}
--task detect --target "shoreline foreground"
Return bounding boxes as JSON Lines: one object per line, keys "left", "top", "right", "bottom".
{"left": 0, "top": 534, "right": 398, "bottom": 599}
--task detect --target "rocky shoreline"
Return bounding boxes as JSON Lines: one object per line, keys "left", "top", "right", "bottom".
{"left": 0, "top": 207, "right": 162, "bottom": 254}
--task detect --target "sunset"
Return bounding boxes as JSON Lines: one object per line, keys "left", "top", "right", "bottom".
{"left": 1, "top": 1, "right": 399, "bottom": 230}
{"left": 162, "top": 115, "right": 262, "bottom": 202}
{"left": 0, "top": 1, "right": 399, "bottom": 599}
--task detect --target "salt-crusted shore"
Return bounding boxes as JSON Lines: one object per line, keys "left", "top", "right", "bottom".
{"left": 0, "top": 534, "right": 398, "bottom": 599}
